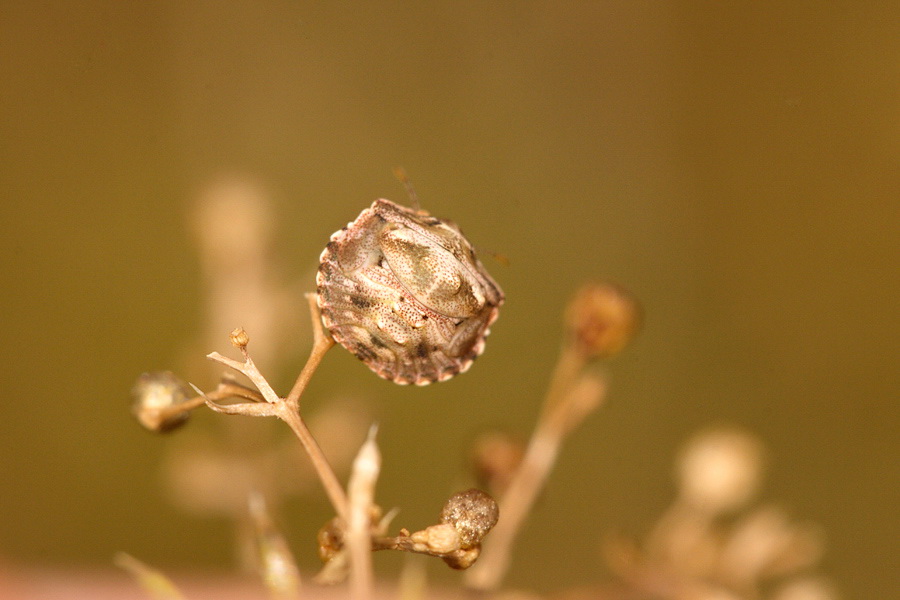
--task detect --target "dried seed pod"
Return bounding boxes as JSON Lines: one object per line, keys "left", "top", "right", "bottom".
{"left": 229, "top": 326, "right": 250, "bottom": 349}
{"left": 470, "top": 430, "right": 525, "bottom": 496}
{"left": 565, "top": 282, "right": 641, "bottom": 359}
{"left": 409, "top": 523, "right": 461, "bottom": 554}
{"left": 439, "top": 488, "right": 499, "bottom": 550}
{"left": 317, "top": 199, "right": 504, "bottom": 385}
{"left": 131, "top": 371, "right": 193, "bottom": 433}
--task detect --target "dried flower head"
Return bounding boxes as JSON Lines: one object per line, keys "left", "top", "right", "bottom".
{"left": 229, "top": 326, "right": 250, "bottom": 349}
{"left": 565, "top": 282, "right": 641, "bottom": 359}
{"left": 410, "top": 523, "right": 461, "bottom": 554}
{"left": 676, "top": 427, "right": 765, "bottom": 515}
{"left": 131, "top": 371, "right": 194, "bottom": 433}
{"left": 317, "top": 199, "right": 503, "bottom": 385}
{"left": 470, "top": 431, "right": 525, "bottom": 496}
{"left": 440, "top": 488, "right": 500, "bottom": 550}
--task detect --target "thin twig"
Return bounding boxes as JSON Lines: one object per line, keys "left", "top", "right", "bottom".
{"left": 154, "top": 383, "right": 263, "bottom": 424}
{"left": 541, "top": 343, "right": 587, "bottom": 420}
{"left": 248, "top": 492, "right": 302, "bottom": 600}
{"left": 114, "top": 553, "right": 186, "bottom": 600}
{"left": 285, "top": 294, "right": 334, "bottom": 410}
{"left": 216, "top": 380, "right": 267, "bottom": 403}
{"left": 465, "top": 350, "right": 608, "bottom": 590}
{"left": 207, "top": 350, "right": 281, "bottom": 404}
{"left": 276, "top": 404, "right": 349, "bottom": 522}
{"left": 347, "top": 426, "right": 381, "bottom": 600}
{"left": 203, "top": 295, "right": 349, "bottom": 522}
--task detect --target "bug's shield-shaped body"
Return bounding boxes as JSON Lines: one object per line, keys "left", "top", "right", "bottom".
{"left": 317, "top": 199, "right": 504, "bottom": 385}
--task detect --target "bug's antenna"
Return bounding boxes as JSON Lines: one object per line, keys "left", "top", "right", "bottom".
{"left": 393, "top": 167, "right": 422, "bottom": 212}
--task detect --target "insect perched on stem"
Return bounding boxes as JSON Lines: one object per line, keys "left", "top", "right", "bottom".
{"left": 317, "top": 199, "right": 504, "bottom": 385}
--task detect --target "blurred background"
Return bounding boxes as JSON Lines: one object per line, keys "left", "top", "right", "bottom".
{"left": 0, "top": 1, "right": 895, "bottom": 598}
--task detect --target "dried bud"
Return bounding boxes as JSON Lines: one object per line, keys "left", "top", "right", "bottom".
{"left": 676, "top": 427, "right": 765, "bottom": 515}
{"left": 442, "top": 545, "right": 481, "bottom": 570}
{"left": 230, "top": 326, "right": 250, "bottom": 349}
{"left": 410, "top": 523, "right": 461, "bottom": 554}
{"left": 439, "top": 489, "right": 499, "bottom": 549}
{"left": 470, "top": 431, "right": 525, "bottom": 496}
{"left": 564, "top": 282, "right": 641, "bottom": 359}
{"left": 317, "top": 517, "right": 344, "bottom": 563}
{"left": 131, "top": 371, "right": 193, "bottom": 433}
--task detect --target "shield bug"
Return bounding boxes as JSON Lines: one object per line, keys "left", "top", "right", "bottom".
{"left": 316, "top": 199, "right": 503, "bottom": 385}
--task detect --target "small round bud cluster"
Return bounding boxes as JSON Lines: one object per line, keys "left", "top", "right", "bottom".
{"left": 439, "top": 488, "right": 499, "bottom": 550}
{"left": 131, "top": 371, "right": 193, "bottom": 433}
{"left": 564, "top": 282, "right": 641, "bottom": 359}
{"left": 229, "top": 326, "right": 250, "bottom": 349}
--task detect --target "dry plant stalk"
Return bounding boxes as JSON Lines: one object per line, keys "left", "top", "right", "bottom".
{"left": 133, "top": 288, "right": 503, "bottom": 591}
{"left": 467, "top": 283, "right": 640, "bottom": 591}
{"left": 130, "top": 190, "right": 515, "bottom": 598}
{"left": 347, "top": 426, "right": 381, "bottom": 600}
{"left": 201, "top": 294, "right": 347, "bottom": 521}
{"left": 247, "top": 493, "right": 301, "bottom": 600}
{"left": 465, "top": 349, "right": 608, "bottom": 590}
{"left": 129, "top": 190, "right": 679, "bottom": 599}
{"left": 114, "top": 553, "right": 187, "bottom": 600}
{"left": 130, "top": 180, "right": 836, "bottom": 600}
{"left": 130, "top": 280, "right": 637, "bottom": 596}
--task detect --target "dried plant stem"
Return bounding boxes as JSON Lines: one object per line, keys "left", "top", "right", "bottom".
{"left": 216, "top": 380, "right": 267, "bottom": 403}
{"left": 207, "top": 350, "right": 281, "bottom": 403}
{"left": 285, "top": 294, "right": 334, "bottom": 410}
{"left": 205, "top": 295, "right": 349, "bottom": 522}
{"left": 114, "top": 553, "right": 186, "bottom": 600}
{"left": 542, "top": 344, "right": 587, "bottom": 418}
{"left": 465, "top": 346, "right": 607, "bottom": 591}
{"left": 154, "top": 381, "right": 265, "bottom": 424}
{"left": 277, "top": 403, "right": 348, "bottom": 522}
{"left": 248, "top": 492, "right": 302, "bottom": 600}
{"left": 280, "top": 293, "right": 347, "bottom": 521}
{"left": 347, "top": 427, "right": 381, "bottom": 600}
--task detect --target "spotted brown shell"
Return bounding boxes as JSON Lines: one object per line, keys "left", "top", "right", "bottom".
{"left": 316, "top": 199, "right": 504, "bottom": 385}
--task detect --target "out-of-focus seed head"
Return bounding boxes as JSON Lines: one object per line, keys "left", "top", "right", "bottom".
{"left": 470, "top": 430, "right": 525, "bottom": 496}
{"left": 439, "top": 488, "right": 499, "bottom": 550}
{"left": 676, "top": 426, "right": 765, "bottom": 515}
{"left": 564, "top": 282, "right": 641, "bottom": 359}
{"left": 131, "top": 371, "right": 193, "bottom": 433}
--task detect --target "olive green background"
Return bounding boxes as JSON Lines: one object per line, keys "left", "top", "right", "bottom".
{"left": 0, "top": 2, "right": 895, "bottom": 597}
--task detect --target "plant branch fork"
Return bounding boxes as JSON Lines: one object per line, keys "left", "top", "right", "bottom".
{"left": 201, "top": 294, "right": 348, "bottom": 522}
